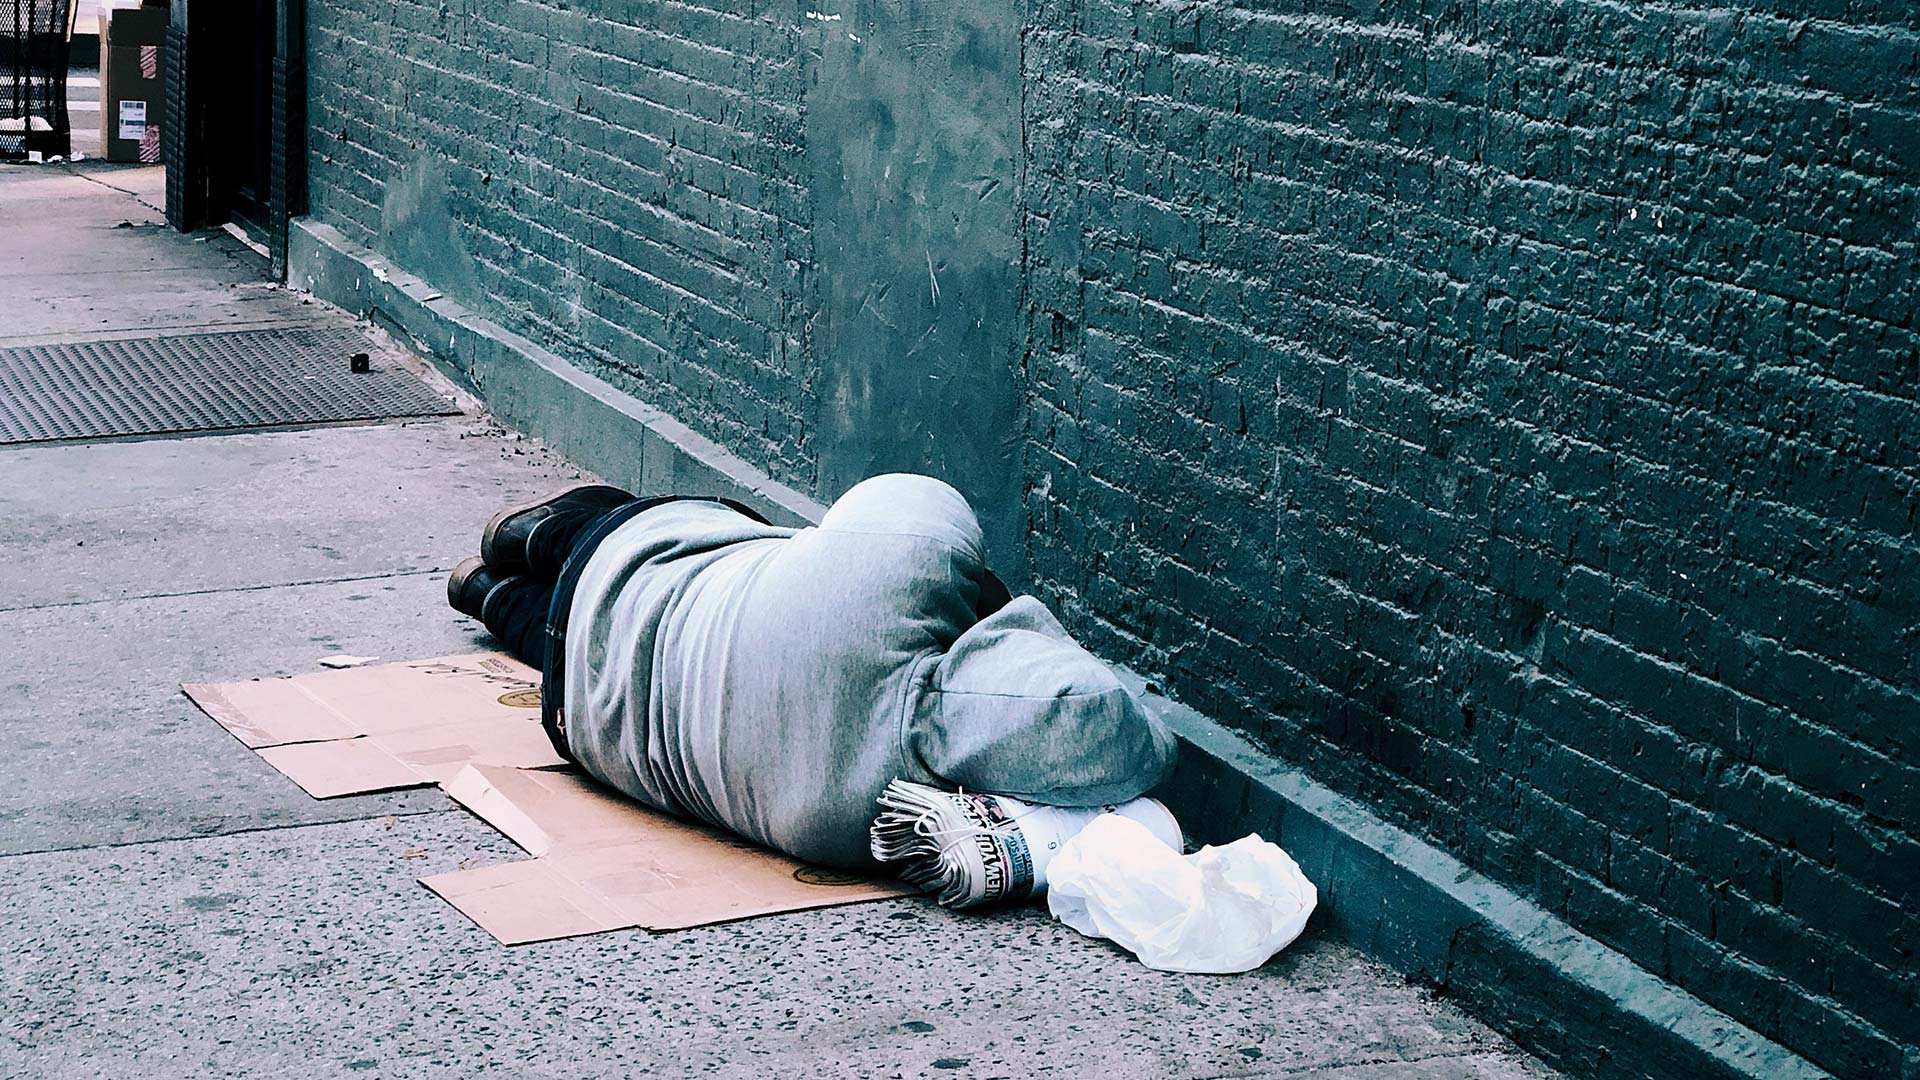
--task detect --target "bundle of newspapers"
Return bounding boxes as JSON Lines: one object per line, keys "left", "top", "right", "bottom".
{"left": 869, "top": 779, "right": 1184, "bottom": 908}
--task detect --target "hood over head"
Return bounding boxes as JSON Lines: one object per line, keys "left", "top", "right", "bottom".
{"left": 909, "top": 596, "right": 1177, "bottom": 807}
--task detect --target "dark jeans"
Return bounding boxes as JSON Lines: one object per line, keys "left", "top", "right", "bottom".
{"left": 475, "top": 501, "right": 625, "bottom": 668}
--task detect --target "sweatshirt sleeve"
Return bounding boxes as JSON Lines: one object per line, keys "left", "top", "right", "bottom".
{"left": 906, "top": 596, "right": 1178, "bottom": 807}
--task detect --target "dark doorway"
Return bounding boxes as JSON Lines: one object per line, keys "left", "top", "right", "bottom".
{"left": 165, "top": 0, "right": 301, "bottom": 276}
{"left": 214, "top": 0, "right": 274, "bottom": 236}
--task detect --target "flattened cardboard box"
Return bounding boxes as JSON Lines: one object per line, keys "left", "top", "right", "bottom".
{"left": 185, "top": 653, "right": 564, "bottom": 797}
{"left": 427, "top": 765, "right": 909, "bottom": 944}
{"left": 185, "top": 653, "right": 910, "bottom": 943}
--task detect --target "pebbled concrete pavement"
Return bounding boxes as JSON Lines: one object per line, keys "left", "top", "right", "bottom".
{"left": 0, "top": 162, "right": 1566, "bottom": 1079}
{"left": 4, "top": 812, "right": 1553, "bottom": 1080}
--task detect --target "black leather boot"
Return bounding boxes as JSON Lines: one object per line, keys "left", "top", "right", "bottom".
{"left": 446, "top": 556, "right": 509, "bottom": 619}
{"left": 480, "top": 483, "right": 632, "bottom": 574}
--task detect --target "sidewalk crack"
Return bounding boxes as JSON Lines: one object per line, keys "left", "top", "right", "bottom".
{"left": 60, "top": 165, "right": 164, "bottom": 214}
{"left": 0, "top": 808, "right": 459, "bottom": 861}
{"left": 0, "top": 567, "right": 450, "bottom": 616}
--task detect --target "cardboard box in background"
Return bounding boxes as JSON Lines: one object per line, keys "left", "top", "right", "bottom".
{"left": 99, "top": 3, "right": 168, "bottom": 163}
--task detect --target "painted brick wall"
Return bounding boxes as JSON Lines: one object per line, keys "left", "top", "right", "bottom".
{"left": 1021, "top": 2, "right": 1918, "bottom": 1077}
{"left": 306, "top": 0, "right": 818, "bottom": 487}
{"left": 303, "top": 0, "right": 1032, "bottom": 565}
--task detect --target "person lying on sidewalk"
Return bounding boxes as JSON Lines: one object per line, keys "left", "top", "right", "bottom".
{"left": 445, "top": 473, "right": 1176, "bottom": 870}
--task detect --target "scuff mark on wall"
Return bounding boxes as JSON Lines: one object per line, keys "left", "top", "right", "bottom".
{"left": 805, "top": 0, "right": 1026, "bottom": 579}
{"left": 377, "top": 155, "right": 484, "bottom": 310}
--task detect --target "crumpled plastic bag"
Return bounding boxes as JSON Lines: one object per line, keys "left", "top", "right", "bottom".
{"left": 1046, "top": 815, "right": 1318, "bottom": 973}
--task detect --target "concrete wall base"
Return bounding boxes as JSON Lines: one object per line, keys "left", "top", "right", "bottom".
{"left": 1146, "top": 687, "right": 1826, "bottom": 1080}
{"left": 289, "top": 215, "right": 1825, "bottom": 1080}
{"left": 288, "top": 219, "right": 826, "bottom": 528}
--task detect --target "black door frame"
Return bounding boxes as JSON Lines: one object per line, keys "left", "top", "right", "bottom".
{"left": 164, "top": 0, "right": 304, "bottom": 280}
{"left": 266, "top": 0, "right": 304, "bottom": 278}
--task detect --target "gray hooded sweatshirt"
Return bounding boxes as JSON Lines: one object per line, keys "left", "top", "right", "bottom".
{"left": 561, "top": 473, "right": 1177, "bottom": 869}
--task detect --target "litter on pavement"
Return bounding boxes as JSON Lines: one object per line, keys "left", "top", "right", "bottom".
{"left": 316, "top": 653, "right": 379, "bottom": 669}
{"left": 1048, "top": 815, "right": 1318, "bottom": 974}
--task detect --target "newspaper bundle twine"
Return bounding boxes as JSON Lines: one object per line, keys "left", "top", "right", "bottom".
{"left": 869, "top": 779, "right": 1183, "bottom": 909}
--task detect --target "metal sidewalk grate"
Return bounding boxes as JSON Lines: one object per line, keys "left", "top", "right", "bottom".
{"left": 0, "top": 326, "right": 459, "bottom": 444}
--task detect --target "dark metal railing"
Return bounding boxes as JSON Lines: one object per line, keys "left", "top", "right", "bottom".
{"left": 2, "top": 0, "right": 75, "bottom": 161}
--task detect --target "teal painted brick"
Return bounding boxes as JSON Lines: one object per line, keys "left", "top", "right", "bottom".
{"left": 1021, "top": 2, "right": 1919, "bottom": 1077}
{"left": 305, "top": 0, "right": 815, "bottom": 493}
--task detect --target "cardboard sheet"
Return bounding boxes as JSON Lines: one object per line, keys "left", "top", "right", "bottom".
{"left": 185, "top": 653, "right": 913, "bottom": 943}
{"left": 184, "top": 653, "right": 566, "bottom": 797}
{"left": 425, "top": 765, "right": 910, "bottom": 944}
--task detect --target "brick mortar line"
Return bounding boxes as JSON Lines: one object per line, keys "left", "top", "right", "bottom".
{"left": 455, "top": 176, "right": 801, "bottom": 287}
{"left": 467, "top": 213, "right": 793, "bottom": 320}
{"left": 1040, "top": 540, "right": 1918, "bottom": 853}
{"left": 508, "top": 186, "right": 757, "bottom": 289}
{"left": 1090, "top": 502, "right": 1918, "bottom": 762}
{"left": 1049, "top": 500, "right": 1920, "bottom": 822}
{"left": 468, "top": 204, "right": 757, "bottom": 313}
{"left": 587, "top": 50, "right": 806, "bottom": 120}
{"left": 1527, "top": 846, "right": 1904, "bottom": 1003}
{"left": 1043, "top": 71, "right": 1919, "bottom": 234}
{"left": 312, "top": 58, "right": 805, "bottom": 194}
{"left": 544, "top": 129, "right": 809, "bottom": 229}
{"left": 1033, "top": 23, "right": 1920, "bottom": 129}
{"left": 1054, "top": 364, "right": 1918, "bottom": 630}
{"left": 1051, "top": 332, "right": 1920, "bottom": 515}
{"left": 1074, "top": 306, "right": 1920, "bottom": 555}
{"left": 1065, "top": 417, "right": 1916, "bottom": 677}
{"left": 565, "top": 306, "right": 806, "bottom": 401}
{"left": 325, "top": 17, "right": 783, "bottom": 159}
{"left": 508, "top": 0, "right": 781, "bottom": 31}
{"left": 1049, "top": 70, "right": 1919, "bottom": 179}
{"left": 290, "top": 218, "right": 827, "bottom": 520}
{"left": 1068, "top": 187, "right": 1916, "bottom": 349}
{"left": 1059, "top": 591, "right": 1920, "bottom": 921}
{"left": 498, "top": 295, "right": 803, "bottom": 423}
{"left": 1071, "top": 197, "right": 1915, "bottom": 356}
{"left": 1056, "top": 0, "right": 1920, "bottom": 61}
{"left": 1042, "top": 35, "right": 1920, "bottom": 184}
{"left": 1291, "top": 501, "right": 1920, "bottom": 727}
{"left": 1053, "top": 164, "right": 1918, "bottom": 292}
{"left": 1062, "top": 178, "right": 1825, "bottom": 318}
{"left": 1061, "top": 245, "right": 1912, "bottom": 410}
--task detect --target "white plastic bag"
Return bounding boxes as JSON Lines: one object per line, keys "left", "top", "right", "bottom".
{"left": 1046, "top": 815, "right": 1318, "bottom": 974}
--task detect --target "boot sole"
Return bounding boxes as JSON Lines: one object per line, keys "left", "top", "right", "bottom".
{"left": 480, "top": 483, "right": 632, "bottom": 570}
{"left": 447, "top": 555, "right": 488, "bottom": 617}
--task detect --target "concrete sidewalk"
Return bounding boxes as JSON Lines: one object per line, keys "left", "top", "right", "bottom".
{"left": 0, "top": 161, "right": 1566, "bottom": 1080}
